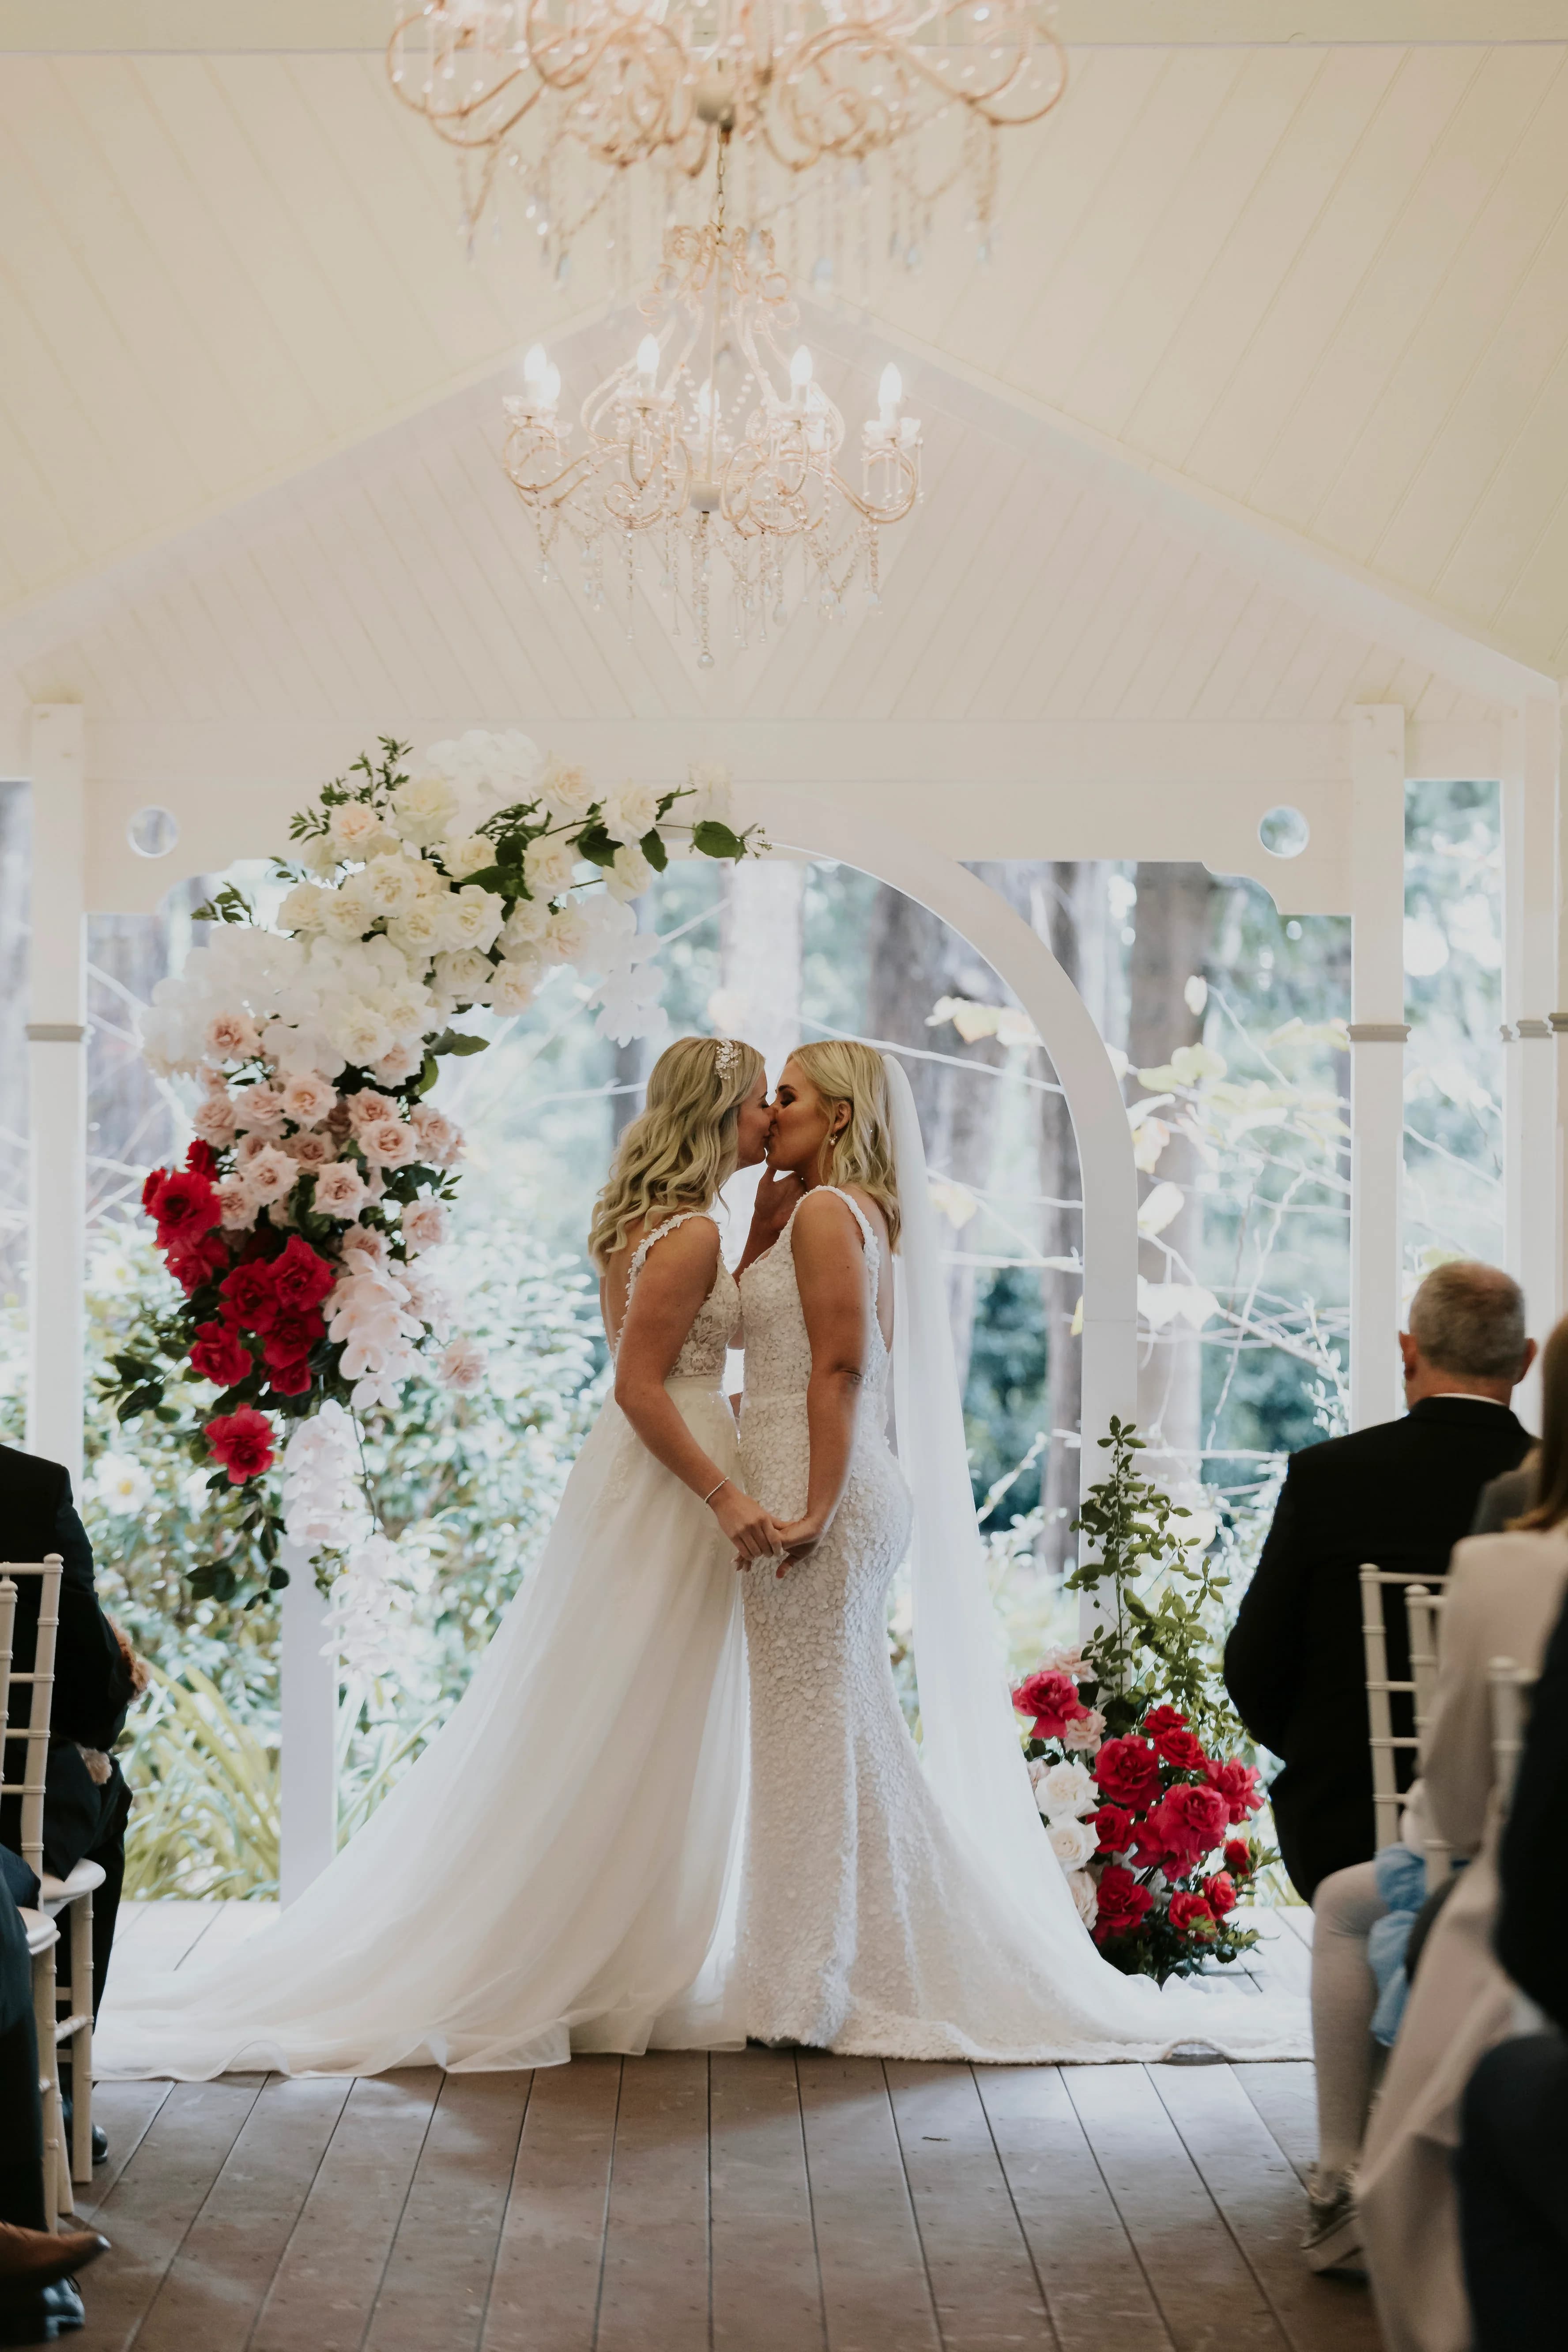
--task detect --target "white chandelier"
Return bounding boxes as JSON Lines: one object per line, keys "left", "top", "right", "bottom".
{"left": 388, "top": 0, "right": 1067, "bottom": 262}
{"left": 502, "top": 139, "right": 920, "bottom": 661}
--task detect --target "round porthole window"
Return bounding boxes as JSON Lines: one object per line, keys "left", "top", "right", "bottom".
{"left": 1258, "top": 804, "right": 1310, "bottom": 859}
{"left": 127, "top": 806, "right": 179, "bottom": 859}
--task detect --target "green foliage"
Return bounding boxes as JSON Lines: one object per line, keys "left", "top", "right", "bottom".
{"left": 1067, "top": 1416, "right": 1243, "bottom": 1752}
{"left": 121, "top": 1662, "right": 280, "bottom": 1901}
{"left": 188, "top": 882, "right": 256, "bottom": 927}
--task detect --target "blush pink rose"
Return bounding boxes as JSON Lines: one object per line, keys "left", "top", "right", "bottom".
{"left": 360, "top": 1116, "right": 418, "bottom": 1169}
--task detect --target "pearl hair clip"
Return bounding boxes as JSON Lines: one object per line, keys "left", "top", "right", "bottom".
{"left": 715, "top": 1038, "right": 738, "bottom": 1077}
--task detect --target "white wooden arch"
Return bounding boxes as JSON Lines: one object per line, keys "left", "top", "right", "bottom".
{"left": 745, "top": 785, "right": 1138, "bottom": 1459}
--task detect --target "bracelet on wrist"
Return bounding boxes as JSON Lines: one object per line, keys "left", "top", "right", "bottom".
{"left": 701, "top": 1475, "right": 730, "bottom": 1507}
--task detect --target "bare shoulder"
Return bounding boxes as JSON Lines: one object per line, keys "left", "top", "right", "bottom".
{"left": 794, "top": 1187, "right": 865, "bottom": 1246}
{"left": 638, "top": 1211, "right": 721, "bottom": 1273}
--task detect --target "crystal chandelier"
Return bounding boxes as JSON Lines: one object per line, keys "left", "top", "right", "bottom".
{"left": 388, "top": 0, "right": 1067, "bottom": 263}
{"left": 501, "top": 136, "right": 920, "bottom": 661}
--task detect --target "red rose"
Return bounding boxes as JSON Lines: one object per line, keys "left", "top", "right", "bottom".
{"left": 264, "top": 1307, "right": 324, "bottom": 1368}
{"left": 151, "top": 1168, "right": 221, "bottom": 1247}
{"left": 205, "top": 1405, "right": 276, "bottom": 1484}
{"left": 142, "top": 1168, "right": 169, "bottom": 1216}
{"left": 1202, "top": 1872, "right": 1238, "bottom": 1917}
{"left": 1224, "top": 1839, "right": 1255, "bottom": 1878}
{"left": 1011, "top": 1667, "right": 1089, "bottom": 1743}
{"left": 1142, "top": 1705, "right": 1187, "bottom": 1738}
{"left": 185, "top": 1139, "right": 219, "bottom": 1178}
{"left": 270, "top": 1233, "right": 336, "bottom": 1314}
{"left": 1140, "top": 1783, "right": 1230, "bottom": 1874}
{"left": 220, "top": 1259, "right": 279, "bottom": 1334}
{"left": 1091, "top": 1736, "right": 1163, "bottom": 1812}
{"left": 1092, "top": 1865, "right": 1154, "bottom": 1945}
{"left": 1152, "top": 1725, "right": 1208, "bottom": 1772}
{"left": 265, "top": 1354, "right": 313, "bottom": 1397}
{"left": 1168, "top": 1890, "right": 1217, "bottom": 1936}
{"left": 166, "top": 1230, "right": 230, "bottom": 1296}
{"left": 1092, "top": 1803, "right": 1134, "bottom": 1854}
{"left": 1204, "top": 1757, "right": 1265, "bottom": 1824}
{"left": 189, "top": 1321, "right": 253, "bottom": 1389}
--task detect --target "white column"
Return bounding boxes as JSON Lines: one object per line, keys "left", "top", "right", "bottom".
{"left": 1502, "top": 697, "right": 1559, "bottom": 1409}
{"left": 25, "top": 705, "right": 88, "bottom": 1493}
{"left": 279, "top": 1542, "right": 338, "bottom": 1904}
{"left": 1349, "top": 705, "right": 1408, "bottom": 1432}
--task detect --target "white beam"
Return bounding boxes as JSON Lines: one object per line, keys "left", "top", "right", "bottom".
{"left": 1349, "top": 706, "right": 1408, "bottom": 1433}
{"left": 25, "top": 705, "right": 87, "bottom": 1492}
{"left": 1502, "top": 701, "right": 1559, "bottom": 1400}
{"left": 279, "top": 1544, "right": 337, "bottom": 1905}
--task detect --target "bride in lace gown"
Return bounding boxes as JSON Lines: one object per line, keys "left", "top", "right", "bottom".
{"left": 97, "top": 1037, "right": 783, "bottom": 2079}
{"left": 733, "top": 1040, "right": 1306, "bottom": 2062}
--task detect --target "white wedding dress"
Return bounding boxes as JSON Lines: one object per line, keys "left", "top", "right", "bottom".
{"left": 734, "top": 1078, "right": 1308, "bottom": 2063}
{"left": 97, "top": 1215, "right": 749, "bottom": 2078}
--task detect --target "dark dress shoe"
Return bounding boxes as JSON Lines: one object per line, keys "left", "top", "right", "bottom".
{"left": 0, "top": 2273, "right": 88, "bottom": 2344}
{"left": 55, "top": 2102, "right": 108, "bottom": 2167}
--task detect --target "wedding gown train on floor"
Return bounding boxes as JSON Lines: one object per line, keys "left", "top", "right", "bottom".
{"left": 736, "top": 1185, "right": 1307, "bottom": 2064}
{"left": 96, "top": 1218, "right": 748, "bottom": 2079}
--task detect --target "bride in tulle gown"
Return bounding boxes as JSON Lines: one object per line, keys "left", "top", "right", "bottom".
{"left": 97, "top": 1036, "right": 784, "bottom": 2079}
{"left": 731, "top": 1040, "right": 1306, "bottom": 2062}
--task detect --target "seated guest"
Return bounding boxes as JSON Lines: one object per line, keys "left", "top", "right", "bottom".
{"left": 0, "top": 1443, "right": 140, "bottom": 2024}
{"left": 1225, "top": 1259, "right": 1533, "bottom": 1904}
{"left": 1470, "top": 1444, "right": 1538, "bottom": 1534}
{"left": 1454, "top": 1580, "right": 1568, "bottom": 2349}
{"left": 0, "top": 1856, "right": 110, "bottom": 2341}
{"left": 1356, "top": 1316, "right": 1568, "bottom": 2352}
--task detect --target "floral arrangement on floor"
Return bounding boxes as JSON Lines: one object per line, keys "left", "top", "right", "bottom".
{"left": 113, "top": 731, "right": 756, "bottom": 1638}
{"left": 1011, "top": 1417, "right": 1270, "bottom": 1981}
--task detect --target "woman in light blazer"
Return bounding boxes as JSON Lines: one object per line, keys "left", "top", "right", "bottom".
{"left": 1359, "top": 1315, "right": 1568, "bottom": 2352}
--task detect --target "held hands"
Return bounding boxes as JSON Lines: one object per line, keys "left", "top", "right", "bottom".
{"left": 710, "top": 1480, "right": 785, "bottom": 1564}
{"left": 768, "top": 1512, "right": 828, "bottom": 1577}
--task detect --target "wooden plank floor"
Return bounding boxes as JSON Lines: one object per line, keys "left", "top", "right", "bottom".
{"left": 64, "top": 1903, "right": 1382, "bottom": 2352}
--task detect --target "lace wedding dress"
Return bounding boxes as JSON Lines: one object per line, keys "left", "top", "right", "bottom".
{"left": 736, "top": 1173, "right": 1307, "bottom": 2062}
{"left": 97, "top": 1215, "right": 749, "bottom": 2078}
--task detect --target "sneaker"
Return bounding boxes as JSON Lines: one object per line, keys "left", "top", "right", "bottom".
{"left": 1301, "top": 2171, "right": 1366, "bottom": 2277}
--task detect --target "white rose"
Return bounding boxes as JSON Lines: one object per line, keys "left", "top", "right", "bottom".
{"left": 1037, "top": 1760, "right": 1097, "bottom": 1821}
{"left": 411, "top": 854, "right": 447, "bottom": 899}
{"left": 279, "top": 882, "right": 329, "bottom": 934}
{"left": 1048, "top": 1817, "right": 1099, "bottom": 1873}
{"left": 537, "top": 754, "right": 596, "bottom": 825}
{"left": 328, "top": 999, "right": 395, "bottom": 1069}
{"left": 501, "top": 899, "right": 551, "bottom": 956}
{"left": 524, "top": 836, "right": 577, "bottom": 901}
{"left": 607, "top": 841, "right": 653, "bottom": 903}
{"left": 377, "top": 985, "right": 433, "bottom": 1045}
{"left": 432, "top": 949, "right": 494, "bottom": 1007}
{"left": 442, "top": 832, "right": 494, "bottom": 881}
{"left": 390, "top": 773, "right": 460, "bottom": 845}
{"left": 300, "top": 833, "right": 341, "bottom": 878}
{"left": 489, "top": 957, "right": 539, "bottom": 1016}
{"left": 388, "top": 903, "right": 446, "bottom": 962}
{"left": 320, "top": 889, "right": 371, "bottom": 944}
{"left": 545, "top": 905, "right": 590, "bottom": 963}
{"left": 687, "top": 761, "right": 734, "bottom": 826}
{"left": 442, "top": 885, "right": 505, "bottom": 954}
{"left": 358, "top": 854, "right": 420, "bottom": 918}
{"left": 329, "top": 802, "right": 388, "bottom": 859}
{"left": 603, "top": 782, "right": 660, "bottom": 844}
{"left": 1066, "top": 1869, "right": 1099, "bottom": 1930}
{"left": 203, "top": 1010, "right": 260, "bottom": 1063}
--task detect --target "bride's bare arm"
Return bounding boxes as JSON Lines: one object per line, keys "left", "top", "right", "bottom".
{"left": 613, "top": 1223, "right": 783, "bottom": 1561}
{"left": 773, "top": 1190, "right": 869, "bottom": 1570}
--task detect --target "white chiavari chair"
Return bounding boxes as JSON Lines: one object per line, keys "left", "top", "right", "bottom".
{"left": 1360, "top": 1564, "right": 1424, "bottom": 1852}
{"left": 1404, "top": 1582, "right": 1452, "bottom": 1894}
{"left": 1486, "top": 1656, "right": 1537, "bottom": 1807}
{"left": 0, "top": 1557, "right": 103, "bottom": 2222}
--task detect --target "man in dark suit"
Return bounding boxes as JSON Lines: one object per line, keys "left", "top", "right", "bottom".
{"left": 1455, "top": 1585, "right": 1568, "bottom": 2348}
{"left": 1224, "top": 1261, "right": 1534, "bottom": 1900}
{"left": 0, "top": 1444, "right": 138, "bottom": 2022}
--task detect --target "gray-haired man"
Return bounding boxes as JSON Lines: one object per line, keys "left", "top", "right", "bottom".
{"left": 1225, "top": 1261, "right": 1535, "bottom": 1901}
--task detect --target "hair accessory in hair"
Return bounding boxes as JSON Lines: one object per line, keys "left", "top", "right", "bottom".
{"left": 714, "top": 1038, "right": 738, "bottom": 1077}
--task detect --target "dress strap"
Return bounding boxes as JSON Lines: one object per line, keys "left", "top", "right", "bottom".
{"left": 808, "top": 1185, "right": 882, "bottom": 1278}
{"left": 624, "top": 1210, "right": 718, "bottom": 1306}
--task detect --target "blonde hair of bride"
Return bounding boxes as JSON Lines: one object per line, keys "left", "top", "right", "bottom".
{"left": 588, "top": 1034, "right": 765, "bottom": 1268}
{"left": 789, "top": 1039, "right": 902, "bottom": 1253}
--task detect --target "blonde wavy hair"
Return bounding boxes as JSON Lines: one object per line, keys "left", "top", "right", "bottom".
{"left": 588, "top": 1035, "right": 765, "bottom": 1268}
{"left": 788, "top": 1039, "right": 902, "bottom": 1252}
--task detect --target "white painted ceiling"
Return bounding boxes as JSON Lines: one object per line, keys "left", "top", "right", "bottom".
{"left": 3, "top": 6, "right": 1565, "bottom": 733}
